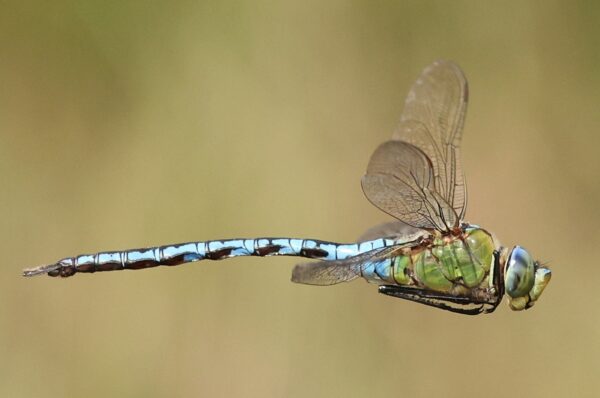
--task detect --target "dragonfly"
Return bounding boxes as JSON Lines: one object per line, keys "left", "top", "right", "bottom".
{"left": 23, "top": 60, "right": 551, "bottom": 315}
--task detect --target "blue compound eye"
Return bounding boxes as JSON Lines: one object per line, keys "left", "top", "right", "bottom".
{"left": 505, "top": 246, "right": 535, "bottom": 298}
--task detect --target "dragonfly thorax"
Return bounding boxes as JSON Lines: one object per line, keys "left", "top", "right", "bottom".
{"left": 385, "top": 226, "right": 498, "bottom": 291}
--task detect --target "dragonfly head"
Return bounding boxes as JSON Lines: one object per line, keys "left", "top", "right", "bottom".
{"left": 504, "top": 246, "right": 551, "bottom": 311}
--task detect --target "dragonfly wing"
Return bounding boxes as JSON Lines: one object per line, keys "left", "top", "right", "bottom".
{"left": 393, "top": 60, "right": 468, "bottom": 221}
{"left": 361, "top": 140, "right": 458, "bottom": 231}
{"left": 291, "top": 259, "right": 361, "bottom": 286}
{"left": 292, "top": 246, "right": 402, "bottom": 286}
{"left": 358, "top": 221, "right": 421, "bottom": 241}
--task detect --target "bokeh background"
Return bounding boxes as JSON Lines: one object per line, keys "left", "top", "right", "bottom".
{"left": 2, "top": 1, "right": 599, "bottom": 397}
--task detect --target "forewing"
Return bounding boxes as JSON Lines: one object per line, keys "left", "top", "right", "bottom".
{"left": 361, "top": 140, "right": 458, "bottom": 231}
{"left": 393, "top": 60, "right": 468, "bottom": 221}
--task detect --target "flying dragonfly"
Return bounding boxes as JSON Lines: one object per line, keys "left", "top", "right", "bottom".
{"left": 23, "top": 60, "right": 551, "bottom": 315}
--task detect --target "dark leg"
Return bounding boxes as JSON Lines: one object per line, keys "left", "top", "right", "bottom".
{"left": 378, "top": 285, "right": 497, "bottom": 315}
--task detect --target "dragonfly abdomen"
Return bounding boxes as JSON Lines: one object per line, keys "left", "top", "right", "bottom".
{"left": 27, "top": 237, "right": 395, "bottom": 278}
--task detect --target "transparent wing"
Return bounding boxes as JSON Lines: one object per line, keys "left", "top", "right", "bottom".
{"left": 358, "top": 221, "right": 422, "bottom": 241}
{"left": 361, "top": 140, "right": 458, "bottom": 231}
{"left": 291, "top": 246, "right": 401, "bottom": 286}
{"left": 393, "top": 60, "right": 468, "bottom": 221}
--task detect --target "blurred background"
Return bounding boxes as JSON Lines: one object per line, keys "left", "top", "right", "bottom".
{"left": 2, "top": 1, "right": 599, "bottom": 397}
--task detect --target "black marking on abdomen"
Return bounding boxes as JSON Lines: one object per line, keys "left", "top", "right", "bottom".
{"left": 255, "top": 245, "right": 282, "bottom": 256}
{"left": 300, "top": 247, "right": 329, "bottom": 258}
{"left": 74, "top": 262, "right": 95, "bottom": 273}
{"left": 49, "top": 267, "right": 76, "bottom": 277}
{"left": 159, "top": 254, "right": 190, "bottom": 266}
{"left": 125, "top": 260, "right": 160, "bottom": 269}
{"left": 97, "top": 262, "right": 121, "bottom": 271}
{"left": 205, "top": 247, "right": 234, "bottom": 260}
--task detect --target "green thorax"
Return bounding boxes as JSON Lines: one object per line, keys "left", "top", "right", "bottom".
{"left": 393, "top": 227, "right": 496, "bottom": 293}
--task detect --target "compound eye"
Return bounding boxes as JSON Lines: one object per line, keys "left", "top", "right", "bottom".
{"left": 505, "top": 246, "right": 535, "bottom": 298}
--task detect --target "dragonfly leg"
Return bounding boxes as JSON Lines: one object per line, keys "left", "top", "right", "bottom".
{"left": 378, "top": 285, "right": 497, "bottom": 315}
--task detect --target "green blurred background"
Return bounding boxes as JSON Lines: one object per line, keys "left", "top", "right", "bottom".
{"left": 2, "top": 1, "right": 599, "bottom": 397}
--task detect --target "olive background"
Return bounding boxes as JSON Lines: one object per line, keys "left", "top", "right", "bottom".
{"left": 2, "top": 1, "right": 599, "bottom": 397}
